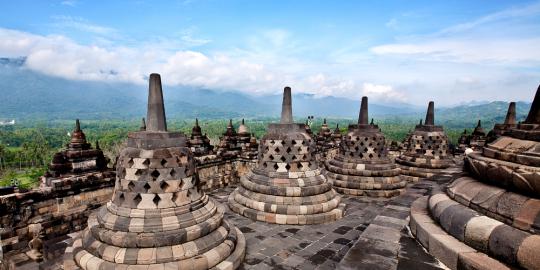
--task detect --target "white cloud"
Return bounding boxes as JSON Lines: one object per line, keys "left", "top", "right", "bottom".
{"left": 362, "top": 83, "right": 407, "bottom": 103}
{"left": 371, "top": 2, "right": 540, "bottom": 66}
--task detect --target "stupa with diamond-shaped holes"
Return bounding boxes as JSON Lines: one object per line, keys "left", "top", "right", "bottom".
{"left": 325, "top": 96, "right": 406, "bottom": 197}
{"left": 396, "top": 101, "right": 454, "bottom": 181}
{"left": 64, "top": 73, "right": 245, "bottom": 270}
{"left": 228, "top": 87, "right": 345, "bottom": 224}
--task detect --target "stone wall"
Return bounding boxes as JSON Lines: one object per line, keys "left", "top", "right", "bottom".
{"left": 196, "top": 155, "right": 256, "bottom": 191}
{"left": 0, "top": 176, "right": 114, "bottom": 260}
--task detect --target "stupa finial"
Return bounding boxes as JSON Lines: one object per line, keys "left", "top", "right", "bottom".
{"left": 146, "top": 73, "right": 167, "bottom": 132}
{"left": 425, "top": 101, "right": 434, "bottom": 126}
{"left": 358, "top": 96, "right": 368, "bottom": 125}
{"left": 280, "top": 86, "right": 293, "bottom": 124}
{"left": 140, "top": 117, "right": 146, "bottom": 131}
{"left": 504, "top": 102, "right": 517, "bottom": 125}
{"left": 75, "top": 119, "right": 81, "bottom": 132}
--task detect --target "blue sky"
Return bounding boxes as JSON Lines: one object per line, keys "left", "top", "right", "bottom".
{"left": 1, "top": 0, "right": 539, "bottom": 105}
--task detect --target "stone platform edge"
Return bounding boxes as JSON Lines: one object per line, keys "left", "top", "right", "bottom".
{"left": 409, "top": 196, "right": 511, "bottom": 270}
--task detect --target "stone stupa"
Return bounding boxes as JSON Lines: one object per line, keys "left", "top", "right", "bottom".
{"left": 325, "top": 97, "right": 406, "bottom": 197}
{"left": 410, "top": 85, "right": 540, "bottom": 270}
{"left": 396, "top": 101, "right": 454, "bottom": 181}
{"left": 486, "top": 102, "right": 517, "bottom": 143}
{"left": 65, "top": 73, "right": 245, "bottom": 270}
{"left": 228, "top": 87, "right": 345, "bottom": 224}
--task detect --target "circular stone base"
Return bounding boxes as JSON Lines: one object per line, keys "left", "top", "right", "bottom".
{"left": 64, "top": 205, "right": 246, "bottom": 270}
{"left": 228, "top": 192, "right": 345, "bottom": 225}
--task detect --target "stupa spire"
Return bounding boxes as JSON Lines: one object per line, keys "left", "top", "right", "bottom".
{"left": 425, "top": 101, "right": 435, "bottom": 126}
{"left": 75, "top": 119, "right": 81, "bottom": 132}
{"left": 476, "top": 120, "right": 482, "bottom": 128}
{"left": 525, "top": 85, "right": 540, "bottom": 124}
{"left": 358, "top": 96, "right": 369, "bottom": 125}
{"left": 504, "top": 102, "right": 517, "bottom": 125}
{"left": 146, "top": 73, "right": 167, "bottom": 132}
{"left": 280, "top": 86, "right": 293, "bottom": 124}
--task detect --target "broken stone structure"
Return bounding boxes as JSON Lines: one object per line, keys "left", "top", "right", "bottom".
{"left": 486, "top": 102, "right": 517, "bottom": 143}
{"left": 410, "top": 85, "right": 540, "bottom": 270}
{"left": 188, "top": 118, "right": 214, "bottom": 157}
{"left": 228, "top": 87, "right": 345, "bottom": 224}
{"left": 396, "top": 101, "right": 454, "bottom": 181}
{"left": 325, "top": 97, "right": 406, "bottom": 197}
{"left": 65, "top": 73, "right": 245, "bottom": 269}
{"left": 41, "top": 120, "right": 114, "bottom": 189}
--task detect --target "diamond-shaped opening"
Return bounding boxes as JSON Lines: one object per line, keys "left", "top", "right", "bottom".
{"left": 118, "top": 193, "right": 125, "bottom": 204}
{"left": 170, "top": 168, "right": 176, "bottom": 178}
{"left": 285, "top": 164, "right": 291, "bottom": 171}
{"left": 270, "top": 140, "right": 275, "bottom": 145}
{"left": 298, "top": 162, "right": 303, "bottom": 169}
{"left": 143, "top": 182, "right": 151, "bottom": 192}
{"left": 127, "top": 158, "right": 134, "bottom": 168}
{"left": 262, "top": 162, "right": 268, "bottom": 168}
{"left": 133, "top": 193, "right": 142, "bottom": 205}
{"left": 135, "top": 169, "right": 143, "bottom": 176}
{"left": 151, "top": 170, "right": 160, "bottom": 180}
{"left": 161, "top": 159, "right": 167, "bottom": 167}
{"left": 286, "top": 147, "right": 292, "bottom": 153}
{"left": 273, "top": 163, "right": 279, "bottom": 170}
{"left": 171, "top": 192, "right": 178, "bottom": 203}
{"left": 291, "top": 140, "right": 297, "bottom": 145}
{"left": 369, "top": 153, "right": 374, "bottom": 158}
{"left": 291, "top": 155, "right": 297, "bottom": 160}
{"left": 143, "top": 159, "right": 150, "bottom": 166}
{"left": 160, "top": 181, "right": 169, "bottom": 191}
{"left": 280, "top": 156, "right": 286, "bottom": 162}
{"left": 275, "top": 147, "right": 280, "bottom": 153}
{"left": 128, "top": 181, "right": 135, "bottom": 192}
{"left": 268, "top": 154, "right": 274, "bottom": 160}
{"left": 153, "top": 194, "right": 161, "bottom": 206}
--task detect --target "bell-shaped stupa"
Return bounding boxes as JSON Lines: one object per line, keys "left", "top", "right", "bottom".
{"left": 325, "top": 97, "right": 406, "bottom": 197}
{"left": 228, "top": 87, "right": 345, "bottom": 224}
{"left": 396, "top": 101, "right": 454, "bottom": 181}
{"left": 65, "top": 73, "right": 245, "bottom": 270}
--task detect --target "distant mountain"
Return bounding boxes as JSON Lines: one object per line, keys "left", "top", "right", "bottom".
{"left": 0, "top": 57, "right": 532, "bottom": 125}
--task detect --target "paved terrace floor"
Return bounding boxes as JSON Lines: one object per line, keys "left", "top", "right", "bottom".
{"left": 38, "top": 166, "right": 462, "bottom": 270}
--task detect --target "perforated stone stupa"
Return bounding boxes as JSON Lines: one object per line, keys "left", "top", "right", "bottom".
{"left": 325, "top": 97, "right": 406, "bottom": 197}
{"left": 65, "top": 73, "right": 245, "bottom": 270}
{"left": 396, "top": 101, "right": 454, "bottom": 180}
{"left": 228, "top": 87, "right": 345, "bottom": 224}
{"left": 410, "top": 85, "right": 540, "bottom": 270}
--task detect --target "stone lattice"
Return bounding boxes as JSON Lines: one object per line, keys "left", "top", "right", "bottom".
{"left": 325, "top": 97, "right": 406, "bottom": 197}
{"left": 410, "top": 85, "right": 540, "bottom": 270}
{"left": 228, "top": 87, "right": 345, "bottom": 224}
{"left": 396, "top": 101, "right": 453, "bottom": 180}
{"left": 65, "top": 73, "right": 245, "bottom": 270}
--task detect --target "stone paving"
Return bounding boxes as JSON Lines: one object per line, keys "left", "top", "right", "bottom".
{"left": 208, "top": 168, "right": 461, "bottom": 270}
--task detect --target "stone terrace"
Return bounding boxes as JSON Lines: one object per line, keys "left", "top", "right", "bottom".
{"left": 38, "top": 163, "right": 461, "bottom": 270}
